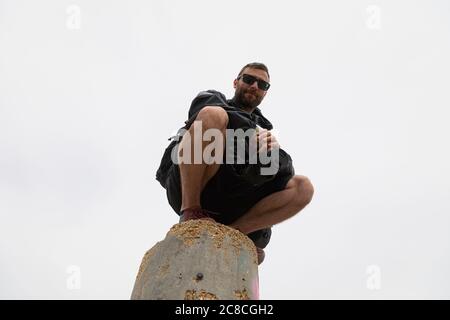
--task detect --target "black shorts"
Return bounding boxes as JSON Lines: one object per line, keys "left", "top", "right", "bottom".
{"left": 165, "top": 161, "right": 292, "bottom": 248}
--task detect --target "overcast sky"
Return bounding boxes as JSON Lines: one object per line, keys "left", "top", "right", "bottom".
{"left": 1, "top": 0, "right": 449, "bottom": 299}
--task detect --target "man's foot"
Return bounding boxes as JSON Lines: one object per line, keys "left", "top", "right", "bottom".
{"left": 179, "top": 207, "right": 218, "bottom": 223}
{"left": 256, "top": 247, "right": 265, "bottom": 265}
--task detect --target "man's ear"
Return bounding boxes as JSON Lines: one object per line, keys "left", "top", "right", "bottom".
{"left": 233, "top": 79, "right": 237, "bottom": 89}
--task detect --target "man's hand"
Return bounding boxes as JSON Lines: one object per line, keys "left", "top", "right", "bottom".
{"left": 256, "top": 128, "right": 280, "bottom": 154}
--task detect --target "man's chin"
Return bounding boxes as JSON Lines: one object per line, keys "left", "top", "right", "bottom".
{"left": 245, "top": 92, "right": 257, "bottom": 99}
{"left": 236, "top": 93, "right": 260, "bottom": 109}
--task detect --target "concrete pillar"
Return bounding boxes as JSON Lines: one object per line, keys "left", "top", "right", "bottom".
{"left": 131, "top": 219, "right": 259, "bottom": 300}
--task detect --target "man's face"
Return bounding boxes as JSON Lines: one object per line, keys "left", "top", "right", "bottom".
{"left": 233, "top": 67, "right": 270, "bottom": 110}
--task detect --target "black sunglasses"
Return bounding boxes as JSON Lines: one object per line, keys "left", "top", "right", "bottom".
{"left": 238, "top": 74, "right": 271, "bottom": 91}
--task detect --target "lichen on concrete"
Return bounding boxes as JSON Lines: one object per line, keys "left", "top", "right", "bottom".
{"left": 185, "top": 289, "right": 218, "bottom": 300}
{"left": 158, "top": 263, "right": 170, "bottom": 277}
{"left": 169, "top": 220, "right": 203, "bottom": 246}
{"left": 169, "top": 220, "right": 257, "bottom": 264}
{"left": 135, "top": 243, "right": 160, "bottom": 281}
{"left": 234, "top": 289, "right": 250, "bottom": 300}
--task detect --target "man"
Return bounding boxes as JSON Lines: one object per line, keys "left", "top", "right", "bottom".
{"left": 156, "top": 62, "right": 314, "bottom": 264}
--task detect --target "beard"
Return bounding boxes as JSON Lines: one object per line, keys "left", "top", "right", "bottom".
{"left": 233, "top": 87, "right": 263, "bottom": 111}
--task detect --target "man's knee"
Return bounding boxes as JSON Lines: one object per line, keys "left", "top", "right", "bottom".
{"left": 292, "top": 175, "right": 314, "bottom": 207}
{"left": 196, "top": 106, "right": 229, "bottom": 129}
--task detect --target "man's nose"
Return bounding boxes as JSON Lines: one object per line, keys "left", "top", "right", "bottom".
{"left": 249, "top": 81, "right": 259, "bottom": 89}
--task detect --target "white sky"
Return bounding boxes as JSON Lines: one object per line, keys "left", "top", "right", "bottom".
{"left": 1, "top": 0, "right": 449, "bottom": 299}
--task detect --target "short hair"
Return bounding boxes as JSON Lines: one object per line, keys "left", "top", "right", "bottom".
{"left": 237, "top": 62, "right": 270, "bottom": 80}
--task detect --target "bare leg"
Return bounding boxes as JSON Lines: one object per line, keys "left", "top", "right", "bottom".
{"left": 178, "top": 107, "right": 229, "bottom": 212}
{"left": 229, "top": 175, "right": 314, "bottom": 235}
